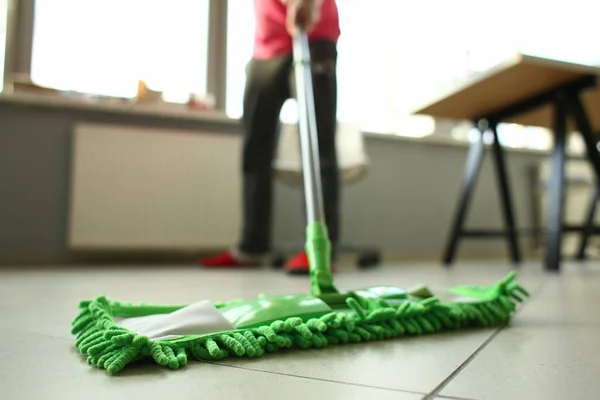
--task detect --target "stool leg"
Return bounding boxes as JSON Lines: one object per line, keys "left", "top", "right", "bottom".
{"left": 545, "top": 95, "right": 568, "bottom": 272}
{"left": 576, "top": 184, "right": 598, "bottom": 261}
{"left": 442, "top": 127, "right": 486, "bottom": 266}
{"left": 490, "top": 123, "right": 521, "bottom": 265}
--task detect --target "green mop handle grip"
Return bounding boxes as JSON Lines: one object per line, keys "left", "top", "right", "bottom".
{"left": 292, "top": 28, "right": 337, "bottom": 296}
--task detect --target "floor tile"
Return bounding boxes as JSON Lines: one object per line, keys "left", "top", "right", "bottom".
{"left": 511, "top": 262, "right": 600, "bottom": 325}
{"left": 218, "top": 328, "right": 496, "bottom": 394}
{"left": 0, "top": 331, "right": 421, "bottom": 400}
{"left": 438, "top": 261, "right": 600, "bottom": 400}
{"left": 440, "top": 325, "right": 600, "bottom": 399}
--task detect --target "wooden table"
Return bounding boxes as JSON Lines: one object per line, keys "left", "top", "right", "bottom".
{"left": 412, "top": 54, "right": 600, "bottom": 271}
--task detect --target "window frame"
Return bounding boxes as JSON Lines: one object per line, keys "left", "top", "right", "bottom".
{"left": 4, "top": 0, "right": 225, "bottom": 103}
{"left": 3, "top": 0, "right": 36, "bottom": 89}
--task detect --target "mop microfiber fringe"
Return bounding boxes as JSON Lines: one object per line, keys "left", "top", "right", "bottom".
{"left": 72, "top": 271, "right": 528, "bottom": 375}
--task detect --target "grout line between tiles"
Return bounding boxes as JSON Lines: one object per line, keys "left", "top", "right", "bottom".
{"left": 421, "top": 328, "right": 503, "bottom": 400}
{"left": 208, "top": 361, "right": 428, "bottom": 396}
{"left": 421, "top": 272, "right": 548, "bottom": 400}
{"left": 434, "top": 395, "right": 480, "bottom": 400}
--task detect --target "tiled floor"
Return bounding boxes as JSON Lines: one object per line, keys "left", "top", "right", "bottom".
{"left": 1, "top": 260, "right": 598, "bottom": 400}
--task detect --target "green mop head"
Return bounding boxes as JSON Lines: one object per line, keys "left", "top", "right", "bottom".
{"left": 72, "top": 224, "right": 529, "bottom": 375}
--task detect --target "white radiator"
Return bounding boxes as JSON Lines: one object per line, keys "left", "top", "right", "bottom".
{"left": 68, "top": 123, "right": 242, "bottom": 251}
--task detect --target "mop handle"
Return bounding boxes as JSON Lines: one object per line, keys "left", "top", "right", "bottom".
{"left": 292, "top": 29, "right": 325, "bottom": 226}
{"left": 292, "top": 28, "right": 337, "bottom": 296}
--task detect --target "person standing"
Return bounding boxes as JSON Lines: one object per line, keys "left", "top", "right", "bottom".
{"left": 201, "top": 0, "right": 340, "bottom": 273}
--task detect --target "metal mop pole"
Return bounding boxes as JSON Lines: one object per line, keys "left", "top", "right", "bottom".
{"left": 292, "top": 29, "right": 337, "bottom": 295}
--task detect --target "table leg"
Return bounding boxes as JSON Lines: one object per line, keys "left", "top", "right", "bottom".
{"left": 576, "top": 184, "right": 598, "bottom": 260}
{"left": 442, "top": 125, "right": 486, "bottom": 266}
{"left": 568, "top": 93, "right": 600, "bottom": 188}
{"left": 568, "top": 93, "right": 600, "bottom": 262}
{"left": 490, "top": 123, "right": 521, "bottom": 265}
{"left": 545, "top": 95, "right": 568, "bottom": 272}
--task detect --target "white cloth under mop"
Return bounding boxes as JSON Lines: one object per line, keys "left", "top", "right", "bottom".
{"left": 115, "top": 300, "right": 236, "bottom": 340}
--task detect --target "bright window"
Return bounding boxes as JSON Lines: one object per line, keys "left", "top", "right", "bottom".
{"left": 515, "top": 1, "right": 600, "bottom": 66}
{"left": 226, "top": 0, "right": 255, "bottom": 119}
{"left": 31, "top": 0, "right": 210, "bottom": 102}
{"left": 335, "top": 0, "right": 402, "bottom": 134}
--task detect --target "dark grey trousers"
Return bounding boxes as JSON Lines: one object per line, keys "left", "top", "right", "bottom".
{"left": 238, "top": 40, "right": 340, "bottom": 255}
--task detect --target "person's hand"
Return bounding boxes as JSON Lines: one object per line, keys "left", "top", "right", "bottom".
{"left": 282, "top": 0, "right": 322, "bottom": 35}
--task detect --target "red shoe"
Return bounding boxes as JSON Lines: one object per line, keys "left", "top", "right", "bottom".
{"left": 200, "top": 250, "right": 259, "bottom": 268}
{"left": 285, "top": 251, "right": 335, "bottom": 275}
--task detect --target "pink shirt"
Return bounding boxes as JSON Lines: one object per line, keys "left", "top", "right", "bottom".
{"left": 253, "top": 0, "right": 340, "bottom": 59}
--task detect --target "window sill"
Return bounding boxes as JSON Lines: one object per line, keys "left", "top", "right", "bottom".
{"left": 0, "top": 90, "right": 586, "bottom": 161}
{"left": 363, "top": 131, "right": 586, "bottom": 159}
{"left": 0, "top": 91, "right": 240, "bottom": 127}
